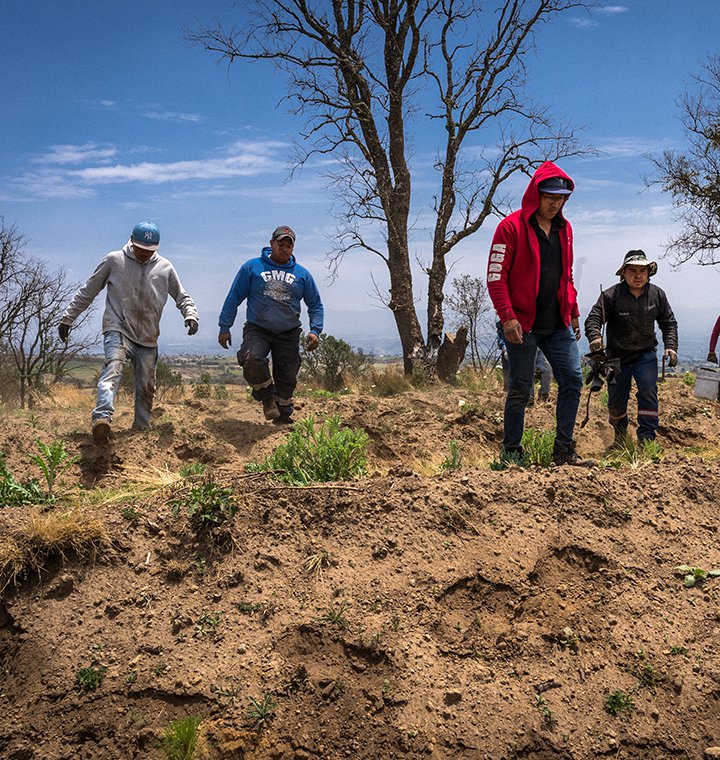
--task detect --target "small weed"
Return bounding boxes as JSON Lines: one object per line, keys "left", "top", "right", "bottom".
{"left": 682, "top": 371, "right": 696, "bottom": 387}
{"left": 194, "top": 612, "right": 221, "bottom": 639}
{"left": 535, "top": 693, "right": 556, "bottom": 727}
{"left": 179, "top": 461, "right": 206, "bottom": 479}
{"left": 29, "top": 438, "right": 78, "bottom": 499}
{"left": 170, "top": 479, "right": 236, "bottom": 532}
{"left": 246, "top": 415, "right": 369, "bottom": 485}
{"left": 126, "top": 670, "right": 137, "bottom": 685}
{"left": 669, "top": 645, "right": 688, "bottom": 656}
{"left": 602, "top": 437, "right": 663, "bottom": 468}
{"left": 633, "top": 662, "right": 666, "bottom": 688}
{"left": 236, "top": 600, "right": 263, "bottom": 615}
{"left": 305, "top": 548, "right": 331, "bottom": 580}
{"left": 440, "top": 439, "right": 463, "bottom": 472}
{"left": 121, "top": 506, "right": 142, "bottom": 523}
{"left": 490, "top": 428, "right": 554, "bottom": 469}
{"left": 247, "top": 691, "right": 276, "bottom": 729}
{"left": 364, "top": 366, "right": 412, "bottom": 396}
{"left": 604, "top": 690, "right": 635, "bottom": 716}
{"left": 153, "top": 661, "right": 169, "bottom": 677}
{"left": 160, "top": 715, "right": 202, "bottom": 760}
{"left": 0, "top": 452, "right": 45, "bottom": 507}
{"left": 75, "top": 664, "right": 107, "bottom": 691}
{"left": 674, "top": 564, "right": 720, "bottom": 588}
{"left": 319, "top": 601, "right": 350, "bottom": 629}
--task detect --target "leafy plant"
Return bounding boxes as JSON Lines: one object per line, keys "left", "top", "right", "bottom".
{"left": 179, "top": 461, "right": 206, "bottom": 479}
{"left": 194, "top": 612, "right": 221, "bottom": 638}
{"left": 0, "top": 452, "right": 45, "bottom": 507}
{"left": 300, "top": 333, "right": 369, "bottom": 391}
{"left": 682, "top": 371, "right": 696, "bottom": 387}
{"left": 237, "top": 600, "right": 263, "bottom": 615}
{"left": 319, "top": 601, "right": 350, "bottom": 629}
{"left": 604, "top": 690, "right": 635, "bottom": 716}
{"left": 29, "top": 438, "right": 78, "bottom": 499}
{"left": 247, "top": 692, "right": 276, "bottom": 729}
{"left": 121, "top": 506, "right": 142, "bottom": 523}
{"left": 160, "top": 715, "right": 202, "bottom": 760}
{"left": 75, "top": 664, "right": 107, "bottom": 691}
{"left": 674, "top": 564, "right": 720, "bottom": 588}
{"left": 440, "top": 439, "right": 463, "bottom": 472}
{"left": 170, "top": 479, "right": 236, "bottom": 532}
{"left": 246, "top": 415, "right": 369, "bottom": 485}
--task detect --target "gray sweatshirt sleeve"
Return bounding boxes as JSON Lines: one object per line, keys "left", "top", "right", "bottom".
{"left": 168, "top": 266, "right": 199, "bottom": 323}
{"left": 61, "top": 257, "right": 111, "bottom": 325}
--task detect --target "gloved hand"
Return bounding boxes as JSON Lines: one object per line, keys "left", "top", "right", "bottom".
{"left": 305, "top": 333, "right": 319, "bottom": 352}
{"left": 664, "top": 348, "right": 678, "bottom": 367}
{"left": 708, "top": 351, "right": 718, "bottom": 364}
{"left": 589, "top": 338, "right": 604, "bottom": 353}
{"left": 218, "top": 331, "right": 232, "bottom": 349}
{"left": 185, "top": 319, "right": 198, "bottom": 336}
{"left": 58, "top": 323, "right": 70, "bottom": 343}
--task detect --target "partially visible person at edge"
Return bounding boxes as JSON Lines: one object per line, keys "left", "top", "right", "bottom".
{"left": 707, "top": 314, "right": 720, "bottom": 364}
{"left": 584, "top": 250, "right": 678, "bottom": 447}
{"left": 59, "top": 222, "right": 199, "bottom": 443}
{"left": 217, "top": 225, "right": 324, "bottom": 425}
{"left": 496, "top": 321, "right": 551, "bottom": 402}
{"left": 486, "top": 161, "right": 588, "bottom": 466}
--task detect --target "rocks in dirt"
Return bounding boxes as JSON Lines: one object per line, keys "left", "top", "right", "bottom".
{"left": 443, "top": 690, "right": 462, "bottom": 705}
{"left": 704, "top": 748, "right": 720, "bottom": 758}
{"left": 43, "top": 573, "right": 75, "bottom": 600}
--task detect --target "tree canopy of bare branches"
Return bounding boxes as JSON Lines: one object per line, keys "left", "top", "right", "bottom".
{"left": 647, "top": 53, "right": 720, "bottom": 267}
{"left": 0, "top": 220, "right": 95, "bottom": 408}
{"left": 190, "top": 0, "right": 591, "bottom": 374}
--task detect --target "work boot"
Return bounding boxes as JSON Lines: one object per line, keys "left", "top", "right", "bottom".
{"left": 92, "top": 419, "right": 111, "bottom": 444}
{"left": 262, "top": 396, "right": 281, "bottom": 421}
{"left": 552, "top": 440, "right": 595, "bottom": 467}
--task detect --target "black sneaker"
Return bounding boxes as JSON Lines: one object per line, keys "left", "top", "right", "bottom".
{"left": 262, "top": 397, "right": 281, "bottom": 420}
{"left": 273, "top": 414, "right": 293, "bottom": 426}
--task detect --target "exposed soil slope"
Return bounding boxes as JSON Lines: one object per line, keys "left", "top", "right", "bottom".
{"left": 0, "top": 378, "right": 719, "bottom": 759}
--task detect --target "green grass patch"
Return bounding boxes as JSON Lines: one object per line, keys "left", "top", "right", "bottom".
{"left": 246, "top": 415, "right": 369, "bottom": 485}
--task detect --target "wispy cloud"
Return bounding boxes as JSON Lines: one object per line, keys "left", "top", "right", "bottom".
{"left": 595, "top": 5, "right": 629, "bottom": 14}
{"left": 569, "top": 4, "right": 628, "bottom": 28}
{"left": 31, "top": 142, "right": 118, "bottom": 165}
{"left": 88, "top": 99, "right": 204, "bottom": 124}
{"left": 143, "top": 110, "right": 204, "bottom": 123}
{"left": 7, "top": 139, "right": 289, "bottom": 199}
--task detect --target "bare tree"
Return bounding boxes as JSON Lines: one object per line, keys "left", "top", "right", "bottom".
{"left": 647, "top": 53, "right": 720, "bottom": 266}
{"left": 0, "top": 222, "right": 95, "bottom": 408}
{"left": 446, "top": 274, "right": 493, "bottom": 370}
{"left": 190, "top": 0, "right": 591, "bottom": 374}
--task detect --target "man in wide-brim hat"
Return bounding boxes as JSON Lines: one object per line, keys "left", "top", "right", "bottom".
{"left": 584, "top": 250, "right": 678, "bottom": 447}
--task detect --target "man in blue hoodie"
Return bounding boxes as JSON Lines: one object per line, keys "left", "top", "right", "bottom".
{"left": 218, "top": 225, "right": 324, "bottom": 424}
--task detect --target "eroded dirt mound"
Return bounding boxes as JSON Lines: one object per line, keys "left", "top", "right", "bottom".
{"left": 0, "top": 379, "right": 719, "bottom": 759}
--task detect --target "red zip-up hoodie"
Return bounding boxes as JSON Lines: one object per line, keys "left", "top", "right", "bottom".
{"left": 487, "top": 161, "right": 579, "bottom": 333}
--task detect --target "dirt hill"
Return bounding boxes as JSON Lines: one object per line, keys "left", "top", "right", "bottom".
{"left": 0, "top": 376, "right": 719, "bottom": 759}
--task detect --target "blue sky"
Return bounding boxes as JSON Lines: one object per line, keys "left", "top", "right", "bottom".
{"left": 3, "top": 0, "right": 720, "bottom": 356}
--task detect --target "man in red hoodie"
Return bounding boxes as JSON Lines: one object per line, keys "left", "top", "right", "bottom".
{"left": 487, "top": 161, "right": 587, "bottom": 466}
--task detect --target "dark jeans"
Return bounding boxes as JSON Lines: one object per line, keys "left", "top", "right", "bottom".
{"left": 607, "top": 350, "right": 659, "bottom": 440}
{"left": 238, "top": 323, "right": 302, "bottom": 415}
{"left": 504, "top": 327, "right": 582, "bottom": 450}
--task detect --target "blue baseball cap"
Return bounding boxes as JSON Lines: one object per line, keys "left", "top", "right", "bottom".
{"left": 131, "top": 221, "right": 160, "bottom": 251}
{"left": 538, "top": 177, "right": 572, "bottom": 195}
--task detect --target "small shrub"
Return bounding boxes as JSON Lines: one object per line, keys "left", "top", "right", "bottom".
{"left": 319, "top": 601, "right": 350, "bottom": 629}
{"left": 440, "top": 440, "right": 463, "bottom": 472}
{"left": 160, "top": 715, "right": 202, "bottom": 760}
{"left": 364, "top": 366, "right": 412, "bottom": 396}
{"left": 75, "top": 664, "right": 107, "bottom": 691}
{"left": 247, "top": 692, "right": 276, "bottom": 729}
{"left": 170, "top": 480, "right": 236, "bottom": 532}
{"left": 192, "top": 372, "right": 213, "bottom": 399}
{"left": 0, "top": 452, "right": 45, "bottom": 507}
{"left": 604, "top": 690, "right": 635, "bottom": 716}
{"left": 300, "top": 333, "right": 370, "bottom": 391}
{"left": 682, "top": 371, "right": 696, "bottom": 387}
{"left": 246, "top": 415, "right": 369, "bottom": 485}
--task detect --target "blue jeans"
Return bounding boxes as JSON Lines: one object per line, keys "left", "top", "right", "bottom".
{"left": 94, "top": 331, "right": 157, "bottom": 429}
{"left": 504, "top": 327, "right": 582, "bottom": 450}
{"left": 607, "top": 350, "right": 658, "bottom": 440}
{"left": 238, "top": 323, "right": 302, "bottom": 417}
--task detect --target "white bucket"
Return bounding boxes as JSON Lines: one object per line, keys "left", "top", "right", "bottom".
{"left": 694, "top": 367, "right": 720, "bottom": 401}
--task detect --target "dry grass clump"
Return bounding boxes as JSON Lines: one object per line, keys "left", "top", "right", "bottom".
{"left": 0, "top": 509, "right": 108, "bottom": 592}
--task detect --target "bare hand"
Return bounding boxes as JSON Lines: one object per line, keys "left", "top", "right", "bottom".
{"left": 305, "top": 333, "right": 320, "bottom": 351}
{"left": 571, "top": 317, "right": 581, "bottom": 342}
{"left": 502, "top": 319, "right": 523, "bottom": 345}
{"left": 218, "top": 331, "right": 232, "bottom": 349}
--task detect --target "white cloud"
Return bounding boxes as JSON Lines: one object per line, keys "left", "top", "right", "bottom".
{"left": 143, "top": 111, "right": 204, "bottom": 123}
{"left": 595, "top": 5, "right": 629, "bottom": 14}
{"left": 32, "top": 142, "right": 118, "bottom": 165}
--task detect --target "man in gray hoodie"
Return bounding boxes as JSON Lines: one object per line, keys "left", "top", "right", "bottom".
{"left": 59, "top": 221, "right": 198, "bottom": 442}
